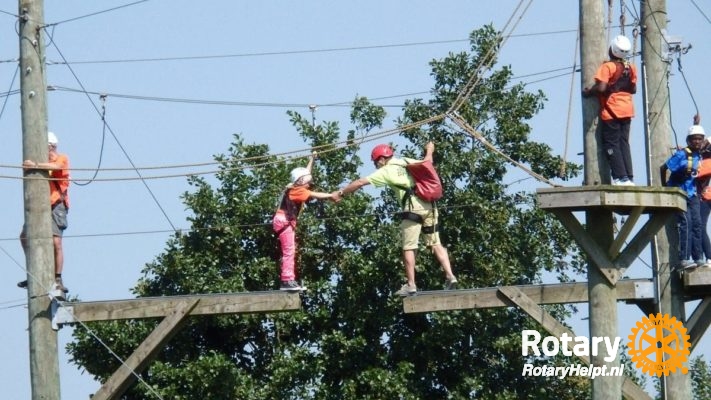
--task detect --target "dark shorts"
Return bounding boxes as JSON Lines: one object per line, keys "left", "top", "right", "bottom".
{"left": 21, "top": 203, "right": 68, "bottom": 238}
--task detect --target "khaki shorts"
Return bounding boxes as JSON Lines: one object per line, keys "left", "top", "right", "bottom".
{"left": 400, "top": 208, "right": 440, "bottom": 250}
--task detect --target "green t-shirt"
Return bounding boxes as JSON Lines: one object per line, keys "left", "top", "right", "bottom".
{"left": 366, "top": 157, "right": 430, "bottom": 210}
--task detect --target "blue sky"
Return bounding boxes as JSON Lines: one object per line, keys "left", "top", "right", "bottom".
{"left": 1, "top": 1, "right": 709, "bottom": 398}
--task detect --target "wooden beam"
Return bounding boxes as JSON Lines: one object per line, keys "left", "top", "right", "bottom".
{"left": 683, "top": 268, "right": 711, "bottom": 288}
{"left": 497, "top": 286, "right": 651, "bottom": 400}
{"left": 550, "top": 209, "right": 619, "bottom": 284}
{"left": 614, "top": 211, "right": 675, "bottom": 272}
{"left": 55, "top": 291, "right": 302, "bottom": 324}
{"left": 92, "top": 299, "right": 200, "bottom": 400}
{"left": 402, "top": 279, "right": 653, "bottom": 313}
{"left": 686, "top": 297, "right": 711, "bottom": 353}
{"left": 609, "top": 206, "right": 643, "bottom": 256}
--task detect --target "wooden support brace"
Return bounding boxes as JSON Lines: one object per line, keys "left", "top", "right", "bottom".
{"left": 685, "top": 297, "right": 711, "bottom": 353}
{"left": 609, "top": 206, "right": 643, "bottom": 257}
{"left": 551, "top": 209, "right": 619, "bottom": 284}
{"left": 497, "top": 286, "right": 651, "bottom": 400}
{"left": 91, "top": 299, "right": 200, "bottom": 400}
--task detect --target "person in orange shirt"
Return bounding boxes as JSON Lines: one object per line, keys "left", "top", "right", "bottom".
{"left": 583, "top": 35, "right": 638, "bottom": 186}
{"left": 18, "top": 131, "right": 70, "bottom": 294}
{"left": 273, "top": 153, "right": 335, "bottom": 291}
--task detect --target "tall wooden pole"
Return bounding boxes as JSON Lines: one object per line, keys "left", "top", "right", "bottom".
{"left": 18, "top": 0, "right": 61, "bottom": 399}
{"left": 580, "top": 1, "right": 621, "bottom": 399}
{"left": 640, "top": 0, "right": 691, "bottom": 398}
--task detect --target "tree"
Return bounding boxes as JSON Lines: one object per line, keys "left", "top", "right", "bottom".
{"left": 68, "top": 25, "right": 588, "bottom": 399}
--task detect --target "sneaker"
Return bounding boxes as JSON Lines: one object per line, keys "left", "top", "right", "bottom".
{"left": 612, "top": 178, "right": 632, "bottom": 186}
{"left": 680, "top": 260, "right": 697, "bottom": 270}
{"left": 280, "top": 280, "right": 303, "bottom": 291}
{"left": 395, "top": 283, "right": 417, "bottom": 296}
{"left": 622, "top": 179, "right": 635, "bottom": 186}
{"left": 694, "top": 260, "right": 709, "bottom": 268}
{"left": 54, "top": 277, "right": 68, "bottom": 293}
{"left": 17, "top": 280, "right": 28, "bottom": 289}
{"left": 445, "top": 276, "right": 458, "bottom": 290}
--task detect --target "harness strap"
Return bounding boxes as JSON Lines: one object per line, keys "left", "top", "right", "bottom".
{"left": 399, "top": 211, "right": 424, "bottom": 224}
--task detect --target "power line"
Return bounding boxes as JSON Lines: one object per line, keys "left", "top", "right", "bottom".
{"left": 45, "top": 0, "right": 150, "bottom": 27}
{"left": 690, "top": 0, "right": 711, "bottom": 25}
{"left": 43, "top": 29, "right": 578, "bottom": 66}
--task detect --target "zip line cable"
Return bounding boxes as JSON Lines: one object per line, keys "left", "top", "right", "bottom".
{"left": 47, "top": 64, "right": 575, "bottom": 109}
{"left": 42, "top": 32, "right": 577, "bottom": 66}
{"left": 45, "top": 28, "right": 178, "bottom": 231}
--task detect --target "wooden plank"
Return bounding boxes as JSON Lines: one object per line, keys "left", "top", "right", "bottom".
{"left": 683, "top": 268, "right": 711, "bottom": 288}
{"left": 537, "top": 187, "right": 686, "bottom": 212}
{"left": 686, "top": 297, "right": 711, "bottom": 353}
{"left": 402, "top": 279, "right": 652, "bottom": 313}
{"left": 92, "top": 299, "right": 200, "bottom": 400}
{"left": 56, "top": 291, "right": 301, "bottom": 324}
{"left": 498, "top": 286, "right": 652, "bottom": 400}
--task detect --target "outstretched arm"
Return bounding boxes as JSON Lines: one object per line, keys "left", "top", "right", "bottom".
{"left": 305, "top": 151, "right": 317, "bottom": 173}
{"left": 332, "top": 178, "right": 370, "bottom": 201}
{"left": 423, "top": 141, "right": 434, "bottom": 162}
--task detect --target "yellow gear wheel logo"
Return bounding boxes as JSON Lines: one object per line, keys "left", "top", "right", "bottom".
{"left": 627, "top": 313, "right": 690, "bottom": 376}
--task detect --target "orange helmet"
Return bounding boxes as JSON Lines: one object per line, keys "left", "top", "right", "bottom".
{"left": 371, "top": 144, "right": 394, "bottom": 161}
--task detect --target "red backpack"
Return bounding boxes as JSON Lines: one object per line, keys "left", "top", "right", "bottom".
{"left": 404, "top": 160, "right": 443, "bottom": 202}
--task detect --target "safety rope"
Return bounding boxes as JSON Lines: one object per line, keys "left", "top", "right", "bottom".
{"left": 560, "top": 30, "right": 580, "bottom": 179}
{"left": 72, "top": 94, "right": 108, "bottom": 186}
{"left": 446, "top": 111, "right": 560, "bottom": 188}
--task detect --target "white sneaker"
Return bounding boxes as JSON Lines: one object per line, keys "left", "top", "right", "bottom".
{"left": 612, "top": 178, "right": 634, "bottom": 186}
{"left": 395, "top": 283, "right": 417, "bottom": 296}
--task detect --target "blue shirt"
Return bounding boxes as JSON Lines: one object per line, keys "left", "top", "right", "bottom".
{"left": 665, "top": 148, "right": 701, "bottom": 198}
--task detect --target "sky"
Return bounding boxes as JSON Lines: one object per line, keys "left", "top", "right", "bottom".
{"left": 0, "top": 1, "right": 710, "bottom": 398}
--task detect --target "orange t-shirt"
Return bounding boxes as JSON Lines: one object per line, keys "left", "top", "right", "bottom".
{"left": 48, "top": 153, "right": 70, "bottom": 208}
{"left": 594, "top": 61, "right": 637, "bottom": 120}
{"left": 288, "top": 186, "right": 311, "bottom": 203}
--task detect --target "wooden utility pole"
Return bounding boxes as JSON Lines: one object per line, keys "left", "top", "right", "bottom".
{"left": 18, "top": 0, "right": 61, "bottom": 399}
{"left": 580, "top": 1, "right": 622, "bottom": 399}
{"left": 640, "top": 0, "right": 692, "bottom": 398}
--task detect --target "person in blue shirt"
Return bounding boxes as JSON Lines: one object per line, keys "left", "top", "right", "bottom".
{"left": 660, "top": 125, "right": 708, "bottom": 269}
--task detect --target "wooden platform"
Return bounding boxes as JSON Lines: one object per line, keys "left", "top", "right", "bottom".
{"left": 402, "top": 279, "right": 653, "bottom": 314}
{"left": 683, "top": 267, "right": 711, "bottom": 292}
{"left": 55, "top": 291, "right": 302, "bottom": 324}
{"left": 536, "top": 185, "right": 686, "bottom": 214}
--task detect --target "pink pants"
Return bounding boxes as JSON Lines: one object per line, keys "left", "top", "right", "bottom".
{"left": 273, "top": 212, "right": 296, "bottom": 282}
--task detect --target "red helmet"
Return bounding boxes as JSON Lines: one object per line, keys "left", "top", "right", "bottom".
{"left": 371, "top": 144, "right": 394, "bottom": 161}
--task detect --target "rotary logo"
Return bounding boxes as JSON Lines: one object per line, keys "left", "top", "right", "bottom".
{"left": 627, "top": 313, "right": 690, "bottom": 376}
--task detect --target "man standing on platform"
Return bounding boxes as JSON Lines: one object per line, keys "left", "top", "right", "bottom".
{"left": 582, "top": 35, "right": 637, "bottom": 186}
{"left": 18, "top": 131, "right": 70, "bottom": 294}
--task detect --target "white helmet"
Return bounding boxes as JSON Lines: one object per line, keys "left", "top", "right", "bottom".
{"left": 290, "top": 167, "right": 311, "bottom": 184}
{"left": 610, "top": 35, "right": 632, "bottom": 59}
{"left": 47, "top": 131, "right": 58, "bottom": 145}
{"left": 688, "top": 125, "right": 706, "bottom": 138}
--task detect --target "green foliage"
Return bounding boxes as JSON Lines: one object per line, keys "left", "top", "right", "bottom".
{"left": 691, "top": 356, "right": 711, "bottom": 400}
{"left": 67, "top": 26, "right": 587, "bottom": 399}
